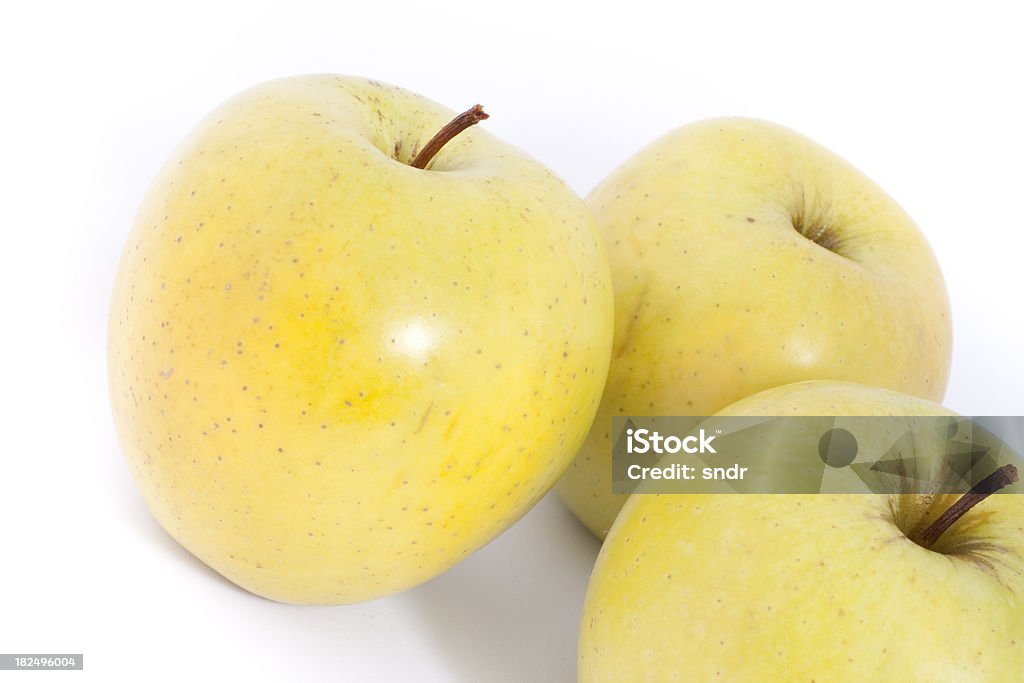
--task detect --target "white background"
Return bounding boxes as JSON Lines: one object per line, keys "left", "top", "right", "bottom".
{"left": 2, "top": 1, "right": 1023, "bottom": 681}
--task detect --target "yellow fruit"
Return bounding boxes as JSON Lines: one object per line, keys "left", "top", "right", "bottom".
{"left": 580, "top": 381, "right": 1024, "bottom": 682}
{"left": 558, "top": 118, "right": 952, "bottom": 537}
{"left": 109, "top": 75, "right": 613, "bottom": 604}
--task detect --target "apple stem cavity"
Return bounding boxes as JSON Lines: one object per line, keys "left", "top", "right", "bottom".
{"left": 410, "top": 104, "right": 489, "bottom": 169}
{"left": 916, "top": 463, "right": 1018, "bottom": 550}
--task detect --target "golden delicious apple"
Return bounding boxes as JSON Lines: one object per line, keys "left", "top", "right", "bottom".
{"left": 558, "top": 118, "right": 953, "bottom": 537}
{"left": 579, "top": 381, "right": 1024, "bottom": 682}
{"left": 108, "top": 75, "right": 613, "bottom": 604}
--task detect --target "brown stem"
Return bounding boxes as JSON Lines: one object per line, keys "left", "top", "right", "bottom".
{"left": 916, "top": 463, "right": 1018, "bottom": 549}
{"left": 410, "top": 104, "right": 489, "bottom": 169}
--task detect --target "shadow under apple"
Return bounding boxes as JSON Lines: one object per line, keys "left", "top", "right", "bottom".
{"left": 407, "top": 493, "right": 600, "bottom": 683}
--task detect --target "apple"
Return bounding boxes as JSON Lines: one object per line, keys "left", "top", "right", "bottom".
{"left": 579, "top": 381, "right": 1024, "bottom": 682}
{"left": 108, "top": 75, "right": 613, "bottom": 604}
{"left": 557, "top": 118, "right": 953, "bottom": 538}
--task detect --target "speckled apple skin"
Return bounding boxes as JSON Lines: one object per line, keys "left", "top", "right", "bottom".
{"left": 108, "top": 75, "right": 613, "bottom": 604}
{"left": 558, "top": 119, "right": 953, "bottom": 538}
{"left": 580, "top": 381, "right": 1024, "bottom": 682}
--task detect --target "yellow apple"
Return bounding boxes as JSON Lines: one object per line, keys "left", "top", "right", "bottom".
{"left": 108, "top": 75, "right": 613, "bottom": 604}
{"left": 557, "top": 118, "right": 953, "bottom": 537}
{"left": 579, "top": 381, "right": 1024, "bottom": 682}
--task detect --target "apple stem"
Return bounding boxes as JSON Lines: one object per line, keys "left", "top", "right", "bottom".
{"left": 410, "top": 104, "right": 489, "bottom": 169}
{"left": 916, "top": 463, "right": 1018, "bottom": 549}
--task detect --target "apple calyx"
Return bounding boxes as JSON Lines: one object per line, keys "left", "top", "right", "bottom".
{"left": 410, "top": 104, "right": 489, "bottom": 169}
{"left": 915, "top": 463, "right": 1018, "bottom": 550}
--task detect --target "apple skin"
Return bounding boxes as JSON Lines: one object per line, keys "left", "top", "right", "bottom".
{"left": 579, "top": 381, "right": 1024, "bottom": 682}
{"left": 557, "top": 118, "right": 953, "bottom": 538}
{"left": 108, "top": 75, "right": 613, "bottom": 604}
